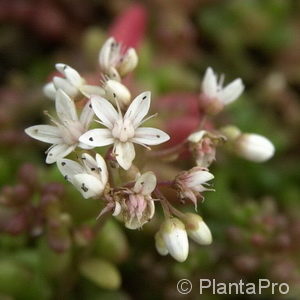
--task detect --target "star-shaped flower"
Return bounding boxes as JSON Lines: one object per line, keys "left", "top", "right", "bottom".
{"left": 25, "top": 89, "right": 94, "bottom": 163}
{"left": 79, "top": 91, "right": 170, "bottom": 170}
{"left": 201, "top": 67, "right": 244, "bottom": 114}
{"left": 57, "top": 153, "right": 108, "bottom": 199}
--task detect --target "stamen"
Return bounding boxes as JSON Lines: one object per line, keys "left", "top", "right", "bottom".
{"left": 139, "top": 113, "right": 158, "bottom": 126}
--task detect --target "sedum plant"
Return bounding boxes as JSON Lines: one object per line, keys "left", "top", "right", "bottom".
{"left": 25, "top": 36, "right": 275, "bottom": 263}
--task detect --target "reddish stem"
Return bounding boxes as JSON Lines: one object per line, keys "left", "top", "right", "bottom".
{"left": 147, "top": 141, "right": 187, "bottom": 158}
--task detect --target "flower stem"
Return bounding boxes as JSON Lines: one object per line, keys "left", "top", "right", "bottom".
{"left": 147, "top": 141, "right": 187, "bottom": 158}
{"left": 154, "top": 188, "right": 172, "bottom": 218}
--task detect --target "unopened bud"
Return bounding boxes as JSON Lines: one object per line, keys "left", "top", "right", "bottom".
{"left": 160, "top": 218, "right": 189, "bottom": 262}
{"left": 155, "top": 232, "right": 168, "bottom": 256}
{"left": 220, "top": 125, "right": 241, "bottom": 141}
{"left": 235, "top": 133, "right": 275, "bottom": 162}
{"left": 183, "top": 213, "right": 212, "bottom": 245}
{"left": 104, "top": 80, "right": 131, "bottom": 108}
{"left": 118, "top": 48, "right": 138, "bottom": 77}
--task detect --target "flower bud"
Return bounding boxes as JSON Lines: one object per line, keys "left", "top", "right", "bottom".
{"left": 155, "top": 232, "right": 168, "bottom": 256}
{"left": 220, "top": 125, "right": 241, "bottom": 141}
{"left": 118, "top": 48, "right": 138, "bottom": 77}
{"left": 103, "top": 79, "right": 131, "bottom": 108}
{"left": 235, "top": 133, "right": 275, "bottom": 162}
{"left": 183, "top": 213, "right": 212, "bottom": 245}
{"left": 188, "top": 130, "right": 226, "bottom": 167}
{"left": 160, "top": 218, "right": 189, "bottom": 262}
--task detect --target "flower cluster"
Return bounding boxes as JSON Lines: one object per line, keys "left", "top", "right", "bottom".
{"left": 25, "top": 36, "right": 275, "bottom": 263}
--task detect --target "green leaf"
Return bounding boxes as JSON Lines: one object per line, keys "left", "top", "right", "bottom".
{"left": 79, "top": 259, "right": 121, "bottom": 290}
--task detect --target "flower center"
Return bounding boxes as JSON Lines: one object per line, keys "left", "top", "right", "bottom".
{"left": 60, "top": 121, "right": 85, "bottom": 145}
{"left": 111, "top": 118, "right": 135, "bottom": 142}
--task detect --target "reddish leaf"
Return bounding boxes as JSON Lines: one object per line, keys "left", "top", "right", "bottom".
{"left": 109, "top": 4, "right": 147, "bottom": 48}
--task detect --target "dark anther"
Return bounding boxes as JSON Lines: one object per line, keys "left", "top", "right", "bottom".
{"left": 81, "top": 183, "right": 88, "bottom": 192}
{"left": 89, "top": 137, "right": 94, "bottom": 141}
{"left": 61, "top": 162, "right": 66, "bottom": 166}
{"left": 142, "top": 96, "right": 147, "bottom": 100}
{"left": 91, "top": 168, "right": 96, "bottom": 171}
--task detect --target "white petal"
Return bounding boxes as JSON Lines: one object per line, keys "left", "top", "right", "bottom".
{"left": 118, "top": 48, "right": 138, "bottom": 76}
{"left": 95, "top": 154, "right": 108, "bottom": 185}
{"left": 73, "top": 173, "right": 105, "bottom": 199}
{"left": 134, "top": 172, "right": 157, "bottom": 195}
{"left": 187, "top": 170, "right": 214, "bottom": 187}
{"left": 64, "top": 67, "right": 82, "bottom": 87}
{"left": 124, "top": 91, "right": 151, "bottom": 128}
{"left": 78, "top": 142, "right": 94, "bottom": 150}
{"left": 202, "top": 67, "right": 218, "bottom": 98}
{"left": 55, "top": 89, "right": 78, "bottom": 122}
{"left": 80, "top": 85, "right": 104, "bottom": 98}
{"left": 46, "top": 144, "right": 76, "bottom": 164}
{"left": 81, "top": 153, "right": 98, "bottom": 171}
{"left": 132, "top": 127, "right": 170, "bottom": 146}
{"left": 79, "top": 100, "right": 94, "bottom": 129}
{"left": 91, "top": 95, "right": 119, "bottom": 129}
{"left": 56, "top": 158, "right": 84, "bottom": 182}
{"left": 56, "top": 64, "right": 82, "bottom": 86}
{"left": 112, "top": 202, "right": 122, "bottom": 216}
{"left": 99, "top": 37, "right": 115, "bottom": 72}
{"left": 25, "top": 125, "right": 62, "bottom": 144}
{"left": 187, "top": 130, "right": 207, "bottom": 143}
{"left": 114, "top": 141, "right": 135, "bottom": 170}
{"left": 55, "top": 63, "right": 68, "bottom": 74}
{"left": 53, "top": 77, "right": 78, "bottom": 98}
{"left": 218, "top": 78, "right": 244, "bottom": 104}
{"left": 43, "top": 82, "right": 56, "bottom": 100}
{"left": 79, "top": 128, "right": 114, "bottom": 147}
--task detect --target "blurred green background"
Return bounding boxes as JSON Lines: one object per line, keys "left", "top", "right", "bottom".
{"left": 0, "top": 0, "right": 300, "bottom": 299}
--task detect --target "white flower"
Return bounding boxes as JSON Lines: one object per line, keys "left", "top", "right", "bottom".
{"left": 175, "top": 167, "right": 214, "bottom": 208}
{"left": 183, "top": 213, "right": 212, "bottom": 245}
{"left": 43, "top": 63, "right": 104, "bottom": 100}
{"left": 79, "top": 91, "right": 170, "bottom": 170}
{"left": 201, "top": 67, "right": 244, "bottom": 113}
{"left": 118, "top": 171, "right": 157, "bottom": 229}
{"left": 99, "top": 37, "right": 138, "bottom": 80}
{"left": 25, "top": 89, "right": 94, "bottom": 164}
{"left": 235, "top": 133, "right": 275, "bottom": 162}
{"left": 159, "top": 218, "right": 189, "bottom": 262}
{"left": 57, "top": 153, "right": 108, "bottom": 199}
